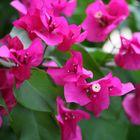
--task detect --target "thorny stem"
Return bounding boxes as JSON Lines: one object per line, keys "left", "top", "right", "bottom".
{"left": 38, "top": 65, "right": 57, "bottom": 70}
{"left": 38, "top": 45, "right": 48, "bottom": 67}
{"left": 43, "top": 45, "right": 48, "bottom": 56}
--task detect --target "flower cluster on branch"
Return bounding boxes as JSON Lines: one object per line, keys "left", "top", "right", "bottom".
{"left": 0, "top": 0, "right": 140, "bottom": 139}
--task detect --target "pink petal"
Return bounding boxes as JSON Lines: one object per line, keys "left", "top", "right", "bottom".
{"left": 115, "top": 52, "right": 140, "bottom": 70}
{"left": 9, "top": 36, "right": 24, "bottom": 50}
{"left": 108, "top": 0, "right": 129, "bottom": 18}
{"left": 2, "top": 88, "right": 16, "bottom": 112}
{"left": 54, "top": 16, "right": 69, "bottom": 35}
{"left": 10, "top": 0, "right": 27, "bottom": 15}
{"left": 43, "top": 61, "right": 58, "bottom": 67}
{"left": 82, "top": 68, "right": 93, "bottom": 79}
{"left": 57, "top": 36, "right": 72, "bottom": 52}
{"left": 62, "top": 0, "right": 77, "bottom": 17}
{"left": 135, "top": 84, "right": 140, "bottom": 96}
{"left": 85, "top": 83, "right": 110, "bottom": 117}
{"left": 133, "top": 32, "right": 140, "bottom": 45}
{"left": 82, "top": 0, "right": 129, "bottom": 42}
{"left": 11, "top": 65, "right": 31, "bottom": 88}
{"left": 47, "top": 68, "right": 66, "bottom": 85}
{"left": 64, "top": 82, "right": 91, "bottom": 106}
{"left": 82, "top": 15, "right": 107, "bottom": 42}
{"left": 123, "top": 94, "right": 140, "bottom": 125}
{"left": 76, "top": 31, "right": 87, "bottom": 43}
{"left": 0, "top": 45, "right": 10, "bottom": 58}
{"left": 109, "top": 77, "right": 122, "bottom": 96}
{"left": 56, "top": 97, "right": 89, "bottom": 140}
{"left": 0, "top": 116, "right": 2, "bottom": 128}
{"left": 86, "top": 0, "right": 105, "bottom": 15}
{"left": 27, "top": 38, "right": 44, "bottom": 66}
{"left": 33, "top": 31, "right": 63, "bottom": 46}
{"left": 121, "top": 83, "right": 135, "bottom": 95}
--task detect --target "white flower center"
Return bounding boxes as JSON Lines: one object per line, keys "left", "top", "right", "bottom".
{"left": 92, "top": 83, "right": 101, "bottom": 92}
{"left": 94, "top": 11, "right": 103, "bottom": 19}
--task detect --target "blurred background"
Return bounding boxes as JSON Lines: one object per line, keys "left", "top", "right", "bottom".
{"left": 0, "top": 0, "right": 140, "bottom": 140}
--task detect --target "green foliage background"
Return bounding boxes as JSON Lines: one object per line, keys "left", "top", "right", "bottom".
{"left": 0, "top": 0, "right": 140, "bottom": 140}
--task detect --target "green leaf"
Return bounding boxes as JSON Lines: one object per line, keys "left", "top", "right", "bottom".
{"left": 11, "top": 104, "right": 60, "bottom": 140}
{"left": 14, "top": 68, "right": 62, "bottom": 112}
{"left": 0, "top": 96, "right": 7, "bottom": 112}
{"left": 10, "top": 27, "right": 32, "bottom": 49}
{"left": 68, "top": 0, "right": 94, "bottom": 24}
{"left": 0, "top": 0, "right": 17, "bottom": 38}
{"left": 90, "top": 50, "right": 113, "bottom": 66}
{"left": 0, "top": 116, "right": 16, "bottom": 140}
{"left": 80, "top": 96, "right": 130, "bottom": 140}
{"left": 80, "top": 116, "right": 129, "bottom": 140}
{"left": 113, "top": 67, "right": 139, "bottom": 84}
{"left": 101, "top": 97, "right": 124, "bottom": 121}
{"left": 48, "top": 49, "right": 70, "bottom": 66}
{"left": 127, "top": 125, "right": 140, "bottom": 140}
{"left": 129, "top": 5, "right": 140, "bottom": 31}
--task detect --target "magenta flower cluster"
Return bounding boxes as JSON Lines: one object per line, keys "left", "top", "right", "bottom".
{"left": 0, "top": 0, "right": 140, "bottom": 139}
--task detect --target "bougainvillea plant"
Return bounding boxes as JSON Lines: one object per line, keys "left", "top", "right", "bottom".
{"left": 0, "top": 0, "right": 140, "bottom": 140}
